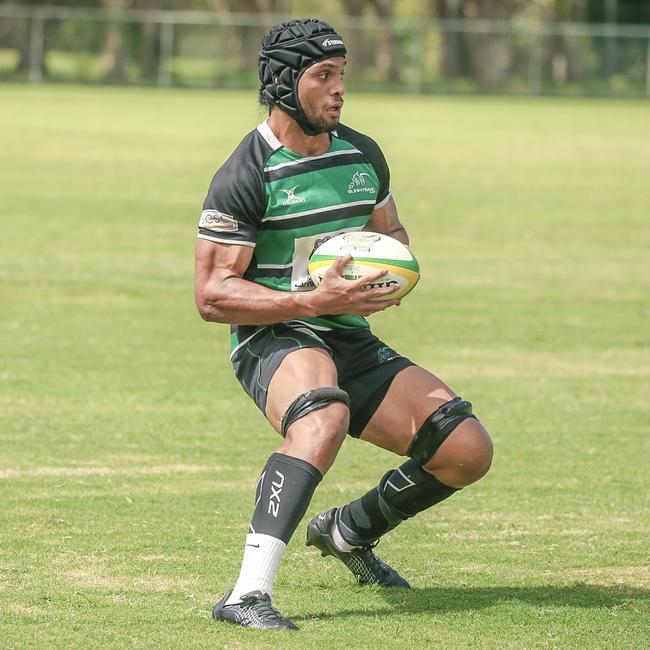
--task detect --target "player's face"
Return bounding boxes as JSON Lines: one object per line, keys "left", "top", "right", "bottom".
{"left": 297, "top": 57, "right": 346, "bottom": 134}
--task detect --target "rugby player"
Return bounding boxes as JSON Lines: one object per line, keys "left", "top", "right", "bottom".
{"left": 194, "top": 18, "right": 493, "bottom": 631}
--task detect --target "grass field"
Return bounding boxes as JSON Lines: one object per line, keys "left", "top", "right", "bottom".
{"left": 1, "top": 83, "right": 649, "bottom": 649}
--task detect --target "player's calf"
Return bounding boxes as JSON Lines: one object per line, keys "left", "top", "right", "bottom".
{"left": 335, "top": 459, "right": 460, "bottom": 546}
{"left": 333, "top": 397, "right": 492, "bottom": 546}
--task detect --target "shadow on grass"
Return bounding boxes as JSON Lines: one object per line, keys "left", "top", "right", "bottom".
{"left": 292, "top": 584, "right": 650, "bottom": 622}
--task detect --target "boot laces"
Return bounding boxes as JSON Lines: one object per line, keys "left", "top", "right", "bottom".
{"left": 240, "top": 593, "right": 286, "bottom": 622}
{"left": 358, "top": 540, "right": 392, "bottom": 576}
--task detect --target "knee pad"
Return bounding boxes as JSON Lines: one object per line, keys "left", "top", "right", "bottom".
{"left": 406, "top": 396, "right": 477, "bottom": 465}
{"left": 280, "top": 387, "right": 350, "bottom": 437}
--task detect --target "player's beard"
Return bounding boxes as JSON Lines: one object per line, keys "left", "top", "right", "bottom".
{"left": 300, "top": 101, "right": 340, "bottom": 134}
{"left": 305, "top": 114, "right": 336, "bottom": 134}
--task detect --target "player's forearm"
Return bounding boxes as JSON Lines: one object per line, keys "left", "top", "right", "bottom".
{"left": 196, "top": 276, "right": 318, "bottom": 325}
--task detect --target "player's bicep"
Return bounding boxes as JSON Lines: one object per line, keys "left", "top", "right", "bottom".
{"left": 365, "top": 196, "right": 409, "bottom": 245}
{"left": 195, "top": 239, "right": 254, "bottom": 308}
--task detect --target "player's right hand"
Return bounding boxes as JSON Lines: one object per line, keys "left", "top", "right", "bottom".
{"left": 311, "top": 255, "right": 401, "bottom": 316}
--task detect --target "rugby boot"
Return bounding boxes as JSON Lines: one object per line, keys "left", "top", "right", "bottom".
{"left": 306, "top": 508, "right": 410, "bottom": 588}
{"left": 212, "top": 589, "right": 298, "bottom": 631}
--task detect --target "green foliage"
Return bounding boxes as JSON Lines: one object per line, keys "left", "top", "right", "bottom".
{"left": 2, "top": 1, "right": 650, "bottom": 93}
{"left": 0, "top": 47, "right": 19, "bottom": 72}
{"left": 1, "top": 85, "right": 649, "bottom": 648}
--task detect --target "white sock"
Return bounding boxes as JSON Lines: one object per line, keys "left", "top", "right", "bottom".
{"left": 225, "top": 533, "right": 287, "bottom": 605}
{"left": 331, "top": 517, "right": 360, "bottom": 552}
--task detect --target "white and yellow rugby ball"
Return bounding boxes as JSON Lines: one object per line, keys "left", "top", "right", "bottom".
{"left": 308, "top": 231, "right": 420, "bottom": 302}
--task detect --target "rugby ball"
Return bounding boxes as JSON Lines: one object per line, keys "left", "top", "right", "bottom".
{"left": 308, "top": 231, "right": 419, "bottom": 302}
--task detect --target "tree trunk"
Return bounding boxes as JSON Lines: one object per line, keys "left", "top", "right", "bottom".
{"left": 137, "top": 0, "right": 159, "bottom": 79}
{"left": 434, "top": 0, "right": 464, "bottom": 78}
{"left": 11, "top": 19, "right": 32, "bottom": 74}
{"left": 343, "top": 0, "right": 374, "bottom": 83}
{"left": 370, "top": 0, "right": 401, "bottom": 85}
{"left": 100, "top": 25, "right": 127, "bottom": 80}
{"left": 223, "top": 0, "right": 270, "bottom": 73}
{"left": 99, "top": 0, "right": 127, "bottom": 81}
{"left": 461, "top": 0, "right": 517, "bottom": 89}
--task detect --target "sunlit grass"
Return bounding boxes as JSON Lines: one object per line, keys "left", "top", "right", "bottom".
{"left": 1, "top": 84, "right": 649, "bottom": 649}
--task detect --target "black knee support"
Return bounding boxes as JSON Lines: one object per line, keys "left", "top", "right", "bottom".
{"left": 406, "top": 396, "right": 477, "bottom": 465}
{"left": 280, "top": 387, "right": 350, "bottom": 437}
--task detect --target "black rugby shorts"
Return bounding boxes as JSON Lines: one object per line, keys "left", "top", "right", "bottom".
{"left": 231, "top": 321, "right": 414, "bottom": 437}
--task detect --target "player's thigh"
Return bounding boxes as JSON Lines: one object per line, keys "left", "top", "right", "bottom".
{"left": 265, "top": 347, "right": 341, "bottom": 432}
{"left": 267, "top": 347, "right": 350, "bottom": 474}
{"left": 359, "top": 365, "right": 456, "bottom": 455}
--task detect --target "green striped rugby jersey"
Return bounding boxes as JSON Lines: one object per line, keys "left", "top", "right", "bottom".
{"left": 198, "top": 119, "right": 392, "bottom": 350}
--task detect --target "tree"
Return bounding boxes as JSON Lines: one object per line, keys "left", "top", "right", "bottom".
{"left": 7, "top": 0, "right": 99, "bottom": 76}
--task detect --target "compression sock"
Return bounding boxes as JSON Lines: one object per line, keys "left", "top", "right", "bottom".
{"left": 336, "top": 459, "right": 459, "bottom": 547}
{"left": 226, "top": 453, "right": 321, "bottom": 603}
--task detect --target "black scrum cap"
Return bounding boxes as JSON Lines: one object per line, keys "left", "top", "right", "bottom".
{"left": 258, "top": 18, "right": 347, "bottom": 136}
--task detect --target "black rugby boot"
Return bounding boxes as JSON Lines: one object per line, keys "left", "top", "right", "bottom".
{"left": 212, "top": 589, "right": 298, "bottom": 631}
{"left": 306, "top": 508, "right": 410, "bottom": 588}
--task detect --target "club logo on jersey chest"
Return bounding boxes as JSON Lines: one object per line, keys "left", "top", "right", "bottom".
{"left": 348, "top": 171, "right": 376, "bottom": 194}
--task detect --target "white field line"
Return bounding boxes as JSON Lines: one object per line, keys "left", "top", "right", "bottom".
{"left": 0, "top": 464, "right": 223, "bottom": 480}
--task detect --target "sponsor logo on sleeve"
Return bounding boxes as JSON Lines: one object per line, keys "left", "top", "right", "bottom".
{"left": 199, "top": 210, "right": 239, "bottom": 232}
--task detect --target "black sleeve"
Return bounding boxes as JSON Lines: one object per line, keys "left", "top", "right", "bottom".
{"left": 336, "top": 124, "right": 391, "bottom": 206}
{"left": 198, "top": 130, "right": 270, "bottom": 247}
